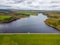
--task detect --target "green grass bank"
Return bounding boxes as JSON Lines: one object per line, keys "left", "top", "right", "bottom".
{"left": 44, "top": 12, "right": 60, "bottom": 30}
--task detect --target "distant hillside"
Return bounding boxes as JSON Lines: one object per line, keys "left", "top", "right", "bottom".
{"left": 0, "top": 9, "right": 60, "bottom": 13}
{"left": 0, "top": 9, "right": 12, "bottom": 13}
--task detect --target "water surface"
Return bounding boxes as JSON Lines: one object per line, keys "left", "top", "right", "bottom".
{"left": 0, "top": 13, "right": 60, "bottom": 33}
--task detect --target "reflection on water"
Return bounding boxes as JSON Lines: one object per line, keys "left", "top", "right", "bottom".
{"left": 0, "top": 13, "right": 60, "bottom": 33}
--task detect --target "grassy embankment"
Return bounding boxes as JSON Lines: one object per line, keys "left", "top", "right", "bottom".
{"left": 0, "top": 12, "right": 38, "bottom": 23}
{"left": 44, "top": 12, "right": 60, "bottom": 30}
{"left": 0, "top": 34, "right": 60, "bottom": 45}
{"left": 0, "top": 15, "right": 17, "bottom": 23}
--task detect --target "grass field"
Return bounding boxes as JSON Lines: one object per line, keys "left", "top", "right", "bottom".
{"left": 0, "top": 34, "right": 60, "bottom": 45}
{"left": 44, "top": 13, "right": 60, "bottom": 18}
{"left": 44, "top": 12, "right": 60, "bottom": 30}
{"left": 16, "top": 12, "right": 38, "bottom": 16}
{"left": 0, "top": 15, "right": 15, "bottom": 23}
{"left": 0, "top": 15, "right": 12, "bottom": 20}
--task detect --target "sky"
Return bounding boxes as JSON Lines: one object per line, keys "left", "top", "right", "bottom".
{"left": 0, "top": 0, "right": 60, "bottom": 10}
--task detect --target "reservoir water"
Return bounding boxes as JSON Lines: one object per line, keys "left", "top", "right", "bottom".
{"left": 0, "top": 13, "right": 60, "bottom": 33}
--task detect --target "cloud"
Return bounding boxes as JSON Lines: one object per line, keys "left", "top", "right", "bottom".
{"left": 0, "top": 0, "right": 60, "bottom": 10}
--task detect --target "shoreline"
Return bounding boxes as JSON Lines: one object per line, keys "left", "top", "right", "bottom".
{"left": 44, "top": 21, "right": 60, "bottom": 31}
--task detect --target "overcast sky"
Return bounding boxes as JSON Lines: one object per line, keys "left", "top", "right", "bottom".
{"left": 0, "top": 0, "right": 60, "bottom": 10}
